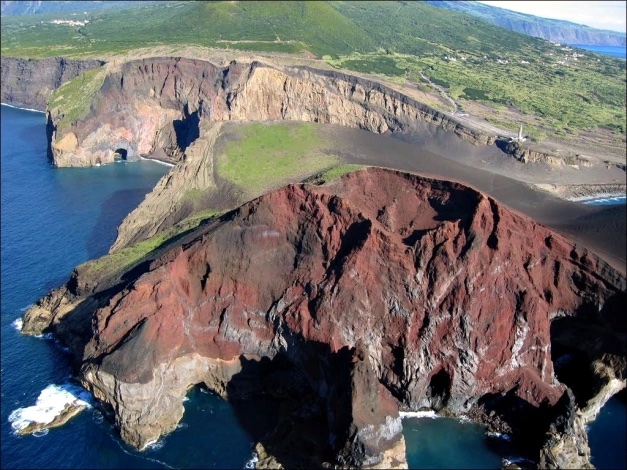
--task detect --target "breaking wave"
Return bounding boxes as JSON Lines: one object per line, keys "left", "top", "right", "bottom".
{"left": 8, "top": 383, "right": 92, "bottom": 434}
{"left": 399, "top": 410, "right": 438, "bottom": 419}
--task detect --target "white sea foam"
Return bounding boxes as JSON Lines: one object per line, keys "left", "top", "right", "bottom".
{"left": 12, "top": 318, "right": 23, "bottom": 332}
{"left": 244, "top": 450, "right": 259, "bottom": 469}
{"left": 399, "top": 410, "right": 438, "bottom": 419}
{"left": 487, "top": 431, "right": 512, "bottom": 441}
{"left": 503, "top": 456, "right": 534, "bottom": 466}
{"left": 8, "top": 383, "right": 92, "bottom": 434}
{"left": 20, "top": 304, "right": 33, "bottom": 312}
{"left": 569, "top": 193, "right": 626, "bottom": 203}
{"left": 144, "top": 438, "right": 165, "bottom": 451}
{"left": 115, "top": 435, "right": 175, "bottom": 469}
{"left": 456, "top": 414, "right": 471, "bottom": 423}
{"left": 140, "top": 156, "right": 175, "bottom": 167}
{"left": 1, "top": 102, "right": 45, "bottom": 113}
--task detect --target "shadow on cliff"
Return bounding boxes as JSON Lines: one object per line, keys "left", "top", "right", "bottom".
{"left": 550, "top": 291, "right": 627, "bottom": 408}
{"left": 225, "top": 342, "right": 358, "bottom": 468}
{"left": 173, "top": 104, "right": 200, "bottom": 152}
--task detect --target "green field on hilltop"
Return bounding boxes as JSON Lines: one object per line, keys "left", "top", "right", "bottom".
{"left": 2, "top": 0, "right": 625, "bottom": 135}
{"left": 0, "top": 1, "right": 373, "bottom": 58}
{"left": 219, "top": 123, "right": 339, "bottom": 194}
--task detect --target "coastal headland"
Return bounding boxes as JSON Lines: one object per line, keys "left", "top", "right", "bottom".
{"left": 3, "top": 50, "right": 625, "bottom": 468}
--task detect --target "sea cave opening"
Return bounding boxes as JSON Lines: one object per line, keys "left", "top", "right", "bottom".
{"left": 428, "top": 368, "right": 451, "bottom": 411}
{"left": 113, "top": 148, "right": 128, "bottom": 161}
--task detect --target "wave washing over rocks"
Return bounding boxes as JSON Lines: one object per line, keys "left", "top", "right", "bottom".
{"left": 8, "top": 384, "right": 92, "bottom": 435}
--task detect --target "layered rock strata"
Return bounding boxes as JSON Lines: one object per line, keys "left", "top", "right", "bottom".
{"left": 0, "top": 56, "right": 105, "bottom": 110}
{"left": 45, "top": 56, "right": 495, "bottom": 168}
{"left": 22, "top": 169, "right": 626, "bottom": 467}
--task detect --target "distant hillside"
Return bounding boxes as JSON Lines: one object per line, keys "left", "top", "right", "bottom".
{"left": 1, "top": 1, "right": 624, "bottom": 135}
{"left": 427, "top": 1, "right": 626, "bottom": 46}
{"left": 0, "top": 1, "right": 155, "bottom": 16}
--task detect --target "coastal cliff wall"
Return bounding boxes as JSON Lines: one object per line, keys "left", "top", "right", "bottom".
{"left": 21, "top": 169, "right": 626, "bottom": 467}
{"left": 0, "top": 56, "right": 105, "bottom": 111}
{"left": 46, "top": 56, "right": 495, "bottom": 167}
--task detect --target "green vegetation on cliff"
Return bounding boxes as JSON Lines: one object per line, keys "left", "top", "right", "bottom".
{"left": 48, "top": 66, "right": 106, "bottom": 132}
{"left": 1, "top": 1, "right": 624, "bottom": 135}
{"left": 305, "top": 164, "right": 367, "bottom": 185}
{"left": 79, "top": 208, "right": 222, "bottom": 279}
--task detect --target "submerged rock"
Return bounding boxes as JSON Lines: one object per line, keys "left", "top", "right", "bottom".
{"left": 22, "top": 168, "right": 626, "bottom": 467}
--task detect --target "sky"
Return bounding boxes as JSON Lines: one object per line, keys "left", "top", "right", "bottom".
{"left": 477, "top": 1, "right": 627, "bottom": 33}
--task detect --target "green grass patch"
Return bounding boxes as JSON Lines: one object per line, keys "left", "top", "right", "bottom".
{"left": 78, "top": 208, "right": 222, "bottom": 279}
{"left": 48, "top": 66, "right": 106, "bottom": 132}
{"left": 219, "top": 123, "right": 338, "bottom": 193}
{"left": 341, "top": 56, "right": 406, "bottom": 76}
{"left": 305, "top": 164, "right": 367, "bottom": 184}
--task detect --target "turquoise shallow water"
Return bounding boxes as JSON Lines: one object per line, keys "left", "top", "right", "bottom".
{"left": 404, "top": 417, "right": 504, "bottom": 469}
{"left": 1, "top": 104, "right": 625, "bottom": 468}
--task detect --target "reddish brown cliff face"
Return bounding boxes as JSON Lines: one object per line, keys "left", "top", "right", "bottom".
{"left": 24, "top": 168, "right": 626, "bottom": 466}
{"left": 47, "top": 57, "right": 495, "bottom": 167}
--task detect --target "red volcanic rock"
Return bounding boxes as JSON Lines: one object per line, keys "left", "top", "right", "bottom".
{"left": 25, "top": 168, "right": 626, "bottom": 466}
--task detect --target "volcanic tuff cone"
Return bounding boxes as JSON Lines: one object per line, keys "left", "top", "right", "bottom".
{"left": 22, "top": 168, "right": 626, "bottom": 467}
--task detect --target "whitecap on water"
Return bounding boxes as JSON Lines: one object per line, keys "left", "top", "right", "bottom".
{"left": 503, "top": 456, "right": 534, "bottom": 466}
{"left": 20, "top": 304, "right": 33, "bottom": 312}
{"left": 32, "top": 429, "right": 49, "bottom": 438}
{"left": 8, "top": 383, "right": 92, "bottom": 434}
{"left": 456, "top": 414, "right": 471, "bottom": 423}
{"left": 144, "top": 438, "right": 165, "bottom": 451}
{"left": 399, "top": 410, "right": 438, "bottom": 419}
{"left": 92, "top": 411, "right": 104, "bottom": 424}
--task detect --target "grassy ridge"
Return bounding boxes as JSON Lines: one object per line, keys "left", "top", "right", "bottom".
{"left": 78, "top": 208, "right": 222, "bottom": 278}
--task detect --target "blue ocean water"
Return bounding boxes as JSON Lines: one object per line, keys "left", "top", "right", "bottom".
{"left": 1, "top": 104, "right": 625, "bottom": 468}
{"left": 583, "top": 195, "right": 627, "bottom": 206}
{"left": 404, "top": 417, "right": 504, "bottom": 469}
{"left": 568, "top": 44, "right": 627, "bottom": 59}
